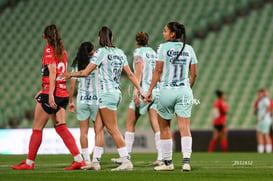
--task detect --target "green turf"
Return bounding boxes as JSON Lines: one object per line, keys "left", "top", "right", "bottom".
{"left": 1, "top": 153, "right": 273, "bottom": 181}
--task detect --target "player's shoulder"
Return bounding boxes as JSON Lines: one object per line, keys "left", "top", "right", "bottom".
{"left": 44, "top": 45, "right": 53, "bottom": 54}
{"left": 145, "top": 46, "right": 156, "bottom": 53}
{"left": 114, "top": 47, "right": 126, "bottom": 56}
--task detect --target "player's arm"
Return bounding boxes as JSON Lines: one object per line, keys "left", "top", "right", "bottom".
{"left": 147, "top": 61, "right": 163, "bottom": 101}
{"left": 254, "top": 101, "right": 258, "bottom": 115}
{"left": 133, "top": 57, "right": 143, "bottom": 107}
{"left": 124, "top": 65, "right": 146, "bottom": 101}
{"left": 222, "top": 105, "right": 228, "bottom": 115}
{"left": 68, "top": 78, "right": 77, "bottom": 113}
{"left": 61, "top": 63, "right": 97, "bottom": 79}
{"left": 189, "top": 64, "right": 197, "bottom": 88}
{"left": 48, "top": 63, "right": 57, "bottom": 109}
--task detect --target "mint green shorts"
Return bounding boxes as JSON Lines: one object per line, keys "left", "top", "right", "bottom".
{"left": 76, "top": 102, "right": 99, "bottom": 121}
{"left": 129, "top": 90, "right": 159, "bottom": 115}
{"left": 99, "top": 91, "right": 122, "bottom": 111}
{"left": 157, "top": 87, "right": 193, "bottom": 120}
{"left": 257, "top": 118, "right": 272, "bottom": 134}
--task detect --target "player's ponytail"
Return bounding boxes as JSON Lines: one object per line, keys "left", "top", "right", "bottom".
{"left": 44, "top": 24, "right": 65, "bottom": 61}
{"left": 99, "top": 26, "right": 115, "bottom": 48}
{"left": 136, "top": 32, "right": 149, "bottom": 46}
{"left": 167, "top": 22, "right": 186, "bottom": 60}
{"left": 71, "top": 42, "right": 95, "bottom": 71}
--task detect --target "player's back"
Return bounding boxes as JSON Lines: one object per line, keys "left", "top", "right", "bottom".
{"left": 133, "top": 46, "right": 156, "bottom": 91}
{"left": 156, "top": 41, "right": 198, "bottom": 89}
{"left": 91, "top": 47, "right": 128, "bottom": 93}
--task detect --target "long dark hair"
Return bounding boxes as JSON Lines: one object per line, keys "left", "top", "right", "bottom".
{"left": 71, "top": 42, "right": 95, "bottom": 71}
{"left": 44, "top": 24, "right": 65, "bottom": 60}
{"left": 167, "top": 22, "right": 186, "bottom": 59}
{"left": 136, "top": 32, "right": 149, "bottom": 46}
{"left": 98, "top": 26, "right": 115, "bottom": 47}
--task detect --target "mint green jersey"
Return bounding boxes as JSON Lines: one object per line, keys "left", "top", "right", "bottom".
{"left": 156, "top": 41, "right": 198, "bottom": 89}
{"left": 90, "top": 47, "right": 128, "bottom": 93}
{"left": 133, "top": 46, "right": 156, "bottom": 92}
{"left": 72, "top": 65, "right": 99, "bottom": 105}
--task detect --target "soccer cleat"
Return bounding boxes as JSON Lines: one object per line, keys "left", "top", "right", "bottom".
{"left": 149, "top": 160, "right": 163, "bottom": 166}
{"left": 81, "top": 161, "right": 101, "bottom": 170}
{"left": 154, "top": 163, "right": 174, "bottom": 171}
{"left": 182, "top": 163, "right": 191, "bottom": 172}
{"left": 64, "top": 160, "right": 85, "bottom": 170}
{"left": 12, "top": 161, "right": 34, "bottom": 170}
{"left": 111, "top": 160, "right": 133, "bottom": 171}
{"left": 111, "top": 157, "right": 123, "bottom": 165}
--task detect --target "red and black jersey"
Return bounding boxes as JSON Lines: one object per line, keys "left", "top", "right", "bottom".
{"left": 213, "top": 99, "right": 228, "bottom": 126}
{"left": 41, "top": 45, "right": 68, "bottom": 97}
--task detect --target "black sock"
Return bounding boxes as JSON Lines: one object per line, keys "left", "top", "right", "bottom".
{"left": 183, "top": 158, "right": 190, "bottom": 164}
{"left": 164, "top": 160, "right": 172, "bottom": 166}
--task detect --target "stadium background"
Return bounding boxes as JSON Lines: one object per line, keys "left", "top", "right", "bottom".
{"left": 0, "top": 0, "right": 273, "bottom": 151}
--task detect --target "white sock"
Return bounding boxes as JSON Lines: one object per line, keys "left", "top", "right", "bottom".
{"left": 117, "top": 147, "right": 130, "bottom": 162}
{"left": 26, "top": 159, "right": 34, "bottom": 166}
{"left": 265, "top": 144, "right": 272, "bottom": 153}
{"left": 181, "top": 136, "right": 192, "bottom": 159}
{"left": 81, "top": 148, "right": 90, "bottom": 162}
{"left": 125, "top": 132, "right": 135, "bottom": 154}
{"left": 74, "top": 154, "right": 83, "bottom": 162}
{"left": 257, "top": 144, "right": 264, "bottom": 153}
{"left": 92, "top": 146, "right": 104, "bottom": 162}
{"left": 154, "top": 132, "right": 162, "bottom": 160}
{"left": 161, "top": 139, "right": 172, "bottom": 161}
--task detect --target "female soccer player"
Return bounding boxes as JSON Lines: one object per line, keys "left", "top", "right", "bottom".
{"left": 12, "top": 24, "right": 84, "bottom": 170}
{"left": 208, "top": 90, "right": 228, "bottom": 152}
{"left": 255, "top": 89, "right": 272, "bottom": 153}
{"left": 147, "top": 22, "right": 197, "bottom": 171}
{"left": 61, "top": 26, "right": 146, "bottom": 171}
{"left": 111, "top": 32, "right": 162, "bottom": 166}
{"left": 68, "top": 42, "right": 104, "bottom": 170}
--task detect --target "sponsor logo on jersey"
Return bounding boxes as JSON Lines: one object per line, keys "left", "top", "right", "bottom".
{"left": 167, "top": 50, "right": 189, "bottom": 57}
{"left": 108, "top": 54, "right": 124, "bottom": 61}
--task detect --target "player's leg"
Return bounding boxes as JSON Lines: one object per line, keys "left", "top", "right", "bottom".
{"left": 76, "top": 103, "right": 92, "bottom": 164}
{"left": 52, "top": 108, "right": 84, "bottom": 170}
{"left": 12, "top": 103, "right": 50, "bottom": 170}
{"left": 125, "top": 108, "right": 140, "bottom": 154}
{"left": 264, "top": 120, "right": 272, "bottom": 153}
{"left": 100, "top": 108, "right": 133, "bottom": 171}
{"left": 83, "top": 113, "right": 104, "bottom": 170}
{"left": 220, "top": 126, "right": 228, "bottom": 152}
{"left": 208, "top": 128, "right": 219, "bottom": 152}
{"left": 257, "top": 131, "right": 264, "bottom": 153}
{"left": 177, "top": 115, "right": 192, "bottom": 172}
{"left": 111, "top": 108, "right": 140, "bottom": 164}
{"left": 148, "top": 108, "right": 162, "bottom": 166}
{"left": 154, "top": 116, "right": 174, "bottom": 171}
{"left": 265, "top": 133, "right": 272, "bottom": 153}
{"left": 79, "top": 119, "right": 90, "bottom": 163}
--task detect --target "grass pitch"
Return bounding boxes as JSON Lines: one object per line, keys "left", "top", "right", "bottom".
{"left": 1, "top": 153, "right": 273, "bottom": 181}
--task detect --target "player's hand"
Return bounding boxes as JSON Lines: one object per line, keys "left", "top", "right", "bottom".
{"left": 133, "top": 91, "right": 141, "bottom": 107}
{"left": 146, "top": 89, "right": 153, "bottom": 103}
{"left": 49, "top": 94, "right": 57, "bottom": 109}
{"left": 139, "top": 89, "right": 147, "bottom": 104}
{"left": 69, "top": 102, "right": 76, "bottom": 113}
{"left": 59, "top": 72, "right": 71, "bottom": 80}
{"left": 34, "top": 91, "right": 42, "bottom": 102}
